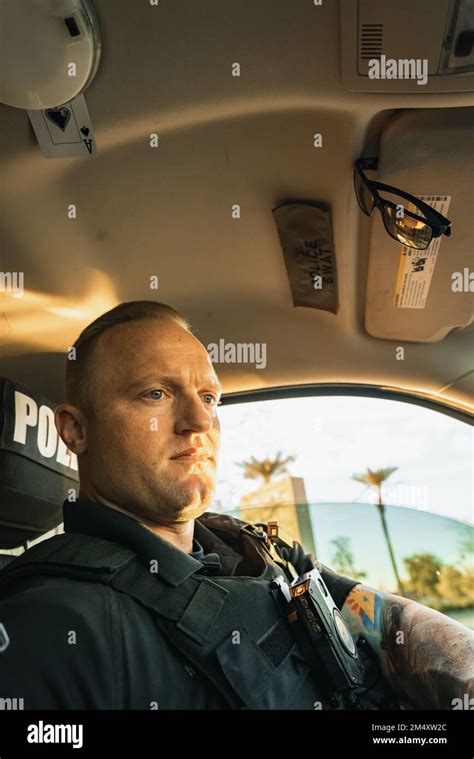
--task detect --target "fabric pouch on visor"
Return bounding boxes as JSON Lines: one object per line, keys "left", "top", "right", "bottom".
{"left": 0, "top": 378, "right": 78, "bottom": 548}
{"left": 272, "top": 201, "right": 338, "bottom": 314}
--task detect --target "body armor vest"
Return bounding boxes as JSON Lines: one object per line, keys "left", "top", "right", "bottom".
{"left": 0, "top": 512, "right": 326, "bottom": 710}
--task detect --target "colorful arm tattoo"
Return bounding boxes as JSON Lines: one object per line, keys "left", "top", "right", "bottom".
{"left": 341, "top": 584, "right": 474, "bottom": 709}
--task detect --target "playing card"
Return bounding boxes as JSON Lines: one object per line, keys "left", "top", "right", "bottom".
{"left": 27, "top": 94, "right": 96, "bottom": 158}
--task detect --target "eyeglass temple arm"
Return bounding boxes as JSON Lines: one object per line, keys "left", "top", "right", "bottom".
{"left": 356, "top": 157, "right": 378, "bottom": 171}
{"left": 373, "top": 180, "right": 451, "bottom": 226}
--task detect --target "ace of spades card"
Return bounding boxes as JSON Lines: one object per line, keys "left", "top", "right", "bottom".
{"left": 27, "top": 94, "right": 96, "bottom": 158}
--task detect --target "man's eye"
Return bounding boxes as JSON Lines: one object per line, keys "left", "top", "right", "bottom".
{"left": 202, "top": 394, "right": 217, "bottom": 405}
{"left": 144, "top": 389, "right": 164, "bottom": 401}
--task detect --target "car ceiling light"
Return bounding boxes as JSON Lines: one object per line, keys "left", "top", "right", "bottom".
{"left": 0, "top": 0, "right": 102, "bottom": 110}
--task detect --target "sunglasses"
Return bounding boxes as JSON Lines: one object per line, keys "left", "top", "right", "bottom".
{"left": 354, "top": 158, "right": 452, "bottom": 250}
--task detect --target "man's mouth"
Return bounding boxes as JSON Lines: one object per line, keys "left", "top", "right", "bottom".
{"left": 170, "top": 448, "right": 213, "bottom": 462}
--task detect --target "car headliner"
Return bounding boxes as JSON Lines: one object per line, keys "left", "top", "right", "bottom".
{"left": 0, "top": 0, "right": 473, "bottom": 416}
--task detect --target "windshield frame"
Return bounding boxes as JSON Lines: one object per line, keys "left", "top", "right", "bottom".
{"left": 220, "top": 383, "right": 473, "bottom": 426}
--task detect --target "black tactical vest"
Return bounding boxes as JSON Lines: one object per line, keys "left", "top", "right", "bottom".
{"left": 0, "top": 513, "right": 327, "bottom": 710}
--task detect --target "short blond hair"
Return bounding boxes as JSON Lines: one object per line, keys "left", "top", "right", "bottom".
{"left": 66, "top": 301, "right": 191, "bottom": 413}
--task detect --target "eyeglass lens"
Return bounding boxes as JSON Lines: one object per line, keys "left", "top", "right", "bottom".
{"left": 382, "top": 205, "right": 433, "bottom": 249}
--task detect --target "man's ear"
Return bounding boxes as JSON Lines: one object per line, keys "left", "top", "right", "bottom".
{"left": 55, "top": 404, "right": 88, "bottom": 455}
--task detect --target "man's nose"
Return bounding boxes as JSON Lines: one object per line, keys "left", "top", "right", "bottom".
{"left": 174, "top": 394, "right": 216, "bottom": 436}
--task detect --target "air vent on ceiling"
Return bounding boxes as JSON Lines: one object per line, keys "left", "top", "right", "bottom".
{"left": 341, "top": 0, "right": 474, "bottom": 92}
{"left": 359, "top": 23, "right": 384, "bottom": 60}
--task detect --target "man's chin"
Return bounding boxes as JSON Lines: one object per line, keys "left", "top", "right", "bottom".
{"left": 156, "top": 476, "right": 214, "bottom": 522}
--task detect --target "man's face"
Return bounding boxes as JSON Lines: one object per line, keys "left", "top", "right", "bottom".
{"left": 79, "top": 319, "right": 221, "bottom": 524}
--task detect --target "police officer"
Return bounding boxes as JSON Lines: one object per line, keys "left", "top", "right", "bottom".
{"left": 0, "top": 301, "right": 472, "bottom": 710}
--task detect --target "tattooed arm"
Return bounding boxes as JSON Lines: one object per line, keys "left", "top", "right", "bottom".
{"left": 341, "top": 583, "right": 474, "bottom": 709}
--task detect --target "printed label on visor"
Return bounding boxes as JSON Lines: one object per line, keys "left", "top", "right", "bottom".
{"left": 394, "top": 196, "right": 451, "bottom": 309}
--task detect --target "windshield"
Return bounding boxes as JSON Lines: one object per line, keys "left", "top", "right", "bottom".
{"left": 214, "top": 395, "right": 473, "bottom": 629}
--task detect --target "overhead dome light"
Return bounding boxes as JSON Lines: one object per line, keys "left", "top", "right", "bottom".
{"left": 0, "top": 0, "right": 102, "bottom": 110}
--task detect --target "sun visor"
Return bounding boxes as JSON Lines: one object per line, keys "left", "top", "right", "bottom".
{"left": 364, "top": 107, "right": 474, "bottom": 342}
{"left": 0, "top": 378, "right": 78, "bottom": 548}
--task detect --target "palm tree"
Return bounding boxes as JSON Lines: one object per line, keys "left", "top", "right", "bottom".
{"left": 352, "top": 466, "right": 405, "bottom": 595}
{"left": 237, "top": 451, "right": 296, "bottom": 485}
